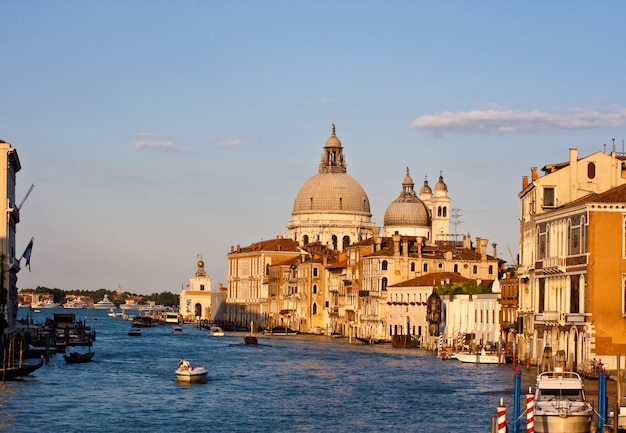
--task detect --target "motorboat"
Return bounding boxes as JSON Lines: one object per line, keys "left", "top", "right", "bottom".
{"left": 132, "top": 315, "right": 156, "bottom": 327}
{"left": 533, "top": 367, "right": 593, "bottom": 433}
{"left": 209, "top": 326, "right": 224, "bottom": 337}
{"left": 128, "top": 326, "right": 142, "bottom": 336}
{"left": 63, "top": 347, "right": 95, "bottom": 364}
{"left": 108, "top": 308, "right": 121, "bottom": 318}
{"left": 175, "top": 360, "right": 208, "bottom": 383}
{"left": 93, "top": 295, "right": 116, "bottom": 309}
{"left": 244, "top": 321, "right": 258, "bottom": 345}
{"left": 453, "top": 348, "right": 505, "bottom": 364}
{"left": 172, "top": 326, "right": 184, "bottom": 335}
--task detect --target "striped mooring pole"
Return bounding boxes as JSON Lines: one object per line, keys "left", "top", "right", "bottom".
{"left": 497, "top": 398, "right": 506, "bottom": 433}
{"left": 526, "top": 387, "right": 534, "bottom": 433}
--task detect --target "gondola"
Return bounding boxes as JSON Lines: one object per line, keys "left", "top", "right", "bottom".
{"left": 63, "top": 347, "right": 95, "bottom": 364}
{"left": 1, "top": 357, "right": 44, "bottom": 380}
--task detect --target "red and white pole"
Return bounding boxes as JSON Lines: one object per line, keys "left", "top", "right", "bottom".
{"left": 497, "top": 398, "right": 507, "bottom": 433}
{"left": 526, "top": 387, "right": 534, "bottom": 433}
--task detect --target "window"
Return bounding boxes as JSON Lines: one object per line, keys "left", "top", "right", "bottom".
{"left": 381, "top": 277, "right": 388, "bottom": 291}
{"left": 454, "top": 264, "right": 458, "bottom": 272}
{"left": 313, "top": 303, "right": 318, "bottom": 315}
{"left": 313, "top": 267, "right": 318, "bottom": 277}
{"left": 488, "top": 265, "right": 493, "bottom": 275}
{"left": 472, "top": 265, "right": 477, "bottom": 274}
{"left": 623, "top": 275, "right": 626, "bottom": 316}
{"left": 381, "top": 260, "right": 388, "bottom": 271}
{"left": 200, "top": 284, "right": 205, "bottom": 291}
{"left": 543, "top": 187, "right": 556, "bottom": 208}
{"left": 538, "top": 279, "right": 545, "bottom": 313}
{"left": 587, "top": 162, "right": 596, "bottom": 179}
{"left": 570, "top": 276, "right": 580, "bottom": 313}
{"left": 313, "top": 284, "right": 318, "bottom": 295}
{"left": 332, "top": 235, "right": 338, "bottom": 250}
{"left": 410, "top": 263, "right": 415, "bottom": 272}
{"left": 423, "top": 263, "right": 428, "bottom": 272}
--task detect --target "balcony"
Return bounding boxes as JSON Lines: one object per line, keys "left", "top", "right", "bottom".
{"left": 541, "top": 257, "right": 566, "bottom": 274}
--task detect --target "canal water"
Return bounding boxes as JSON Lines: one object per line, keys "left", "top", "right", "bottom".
{"left": 2, "top": 308, "right": 537, "bottom": 433}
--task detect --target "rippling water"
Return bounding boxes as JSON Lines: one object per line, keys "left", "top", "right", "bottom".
{"left": 1, "top": 309, "right": 530, "bottom": 433}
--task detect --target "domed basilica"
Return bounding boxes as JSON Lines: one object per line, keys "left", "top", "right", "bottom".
{"left": 186, "top": 125, "right": 501, "bottom": 348}
{"left": 288, "top": 124, "right": 451, "bottom": 245}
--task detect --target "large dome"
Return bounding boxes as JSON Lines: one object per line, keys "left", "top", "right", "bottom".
{"left": 288, "top": 125, "right": 375, "bottom": 249}
{"left": 293, "top": 172, "right": 371, "bottom": 215}
{"left": 384, "top": 168, "right": 431, "bottom": 228}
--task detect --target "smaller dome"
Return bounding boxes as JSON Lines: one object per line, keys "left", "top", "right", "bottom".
{"left": 384, "top": 168, "right": 431, "bottom": 228}
{"left": 325, "top": 123, "right": 342, "bottom": 148}
{"left": 420, "top": 178, "right": 432, "bottom": 196}
{"left": 435, "top": 173, "right": 448, "bottom": 197}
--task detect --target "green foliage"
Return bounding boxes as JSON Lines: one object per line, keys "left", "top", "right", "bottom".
{"left": 20, "top": 286, "right": 179, "bottom": 306}
{"left": 436, "top": 281, "right": 493, "bottom": 296}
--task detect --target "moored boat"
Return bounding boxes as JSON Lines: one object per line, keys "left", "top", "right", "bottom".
{"left": 128, "top": 326, "right": 142, "bottom": 336}
{"left": 453, "top": 348, "right": 505, "bottom": 364}
{"left": 533, "top": 367, "right": 593, "bottom": 433}
{"left": 0, "top": 357, "right": 44, "bottom": 380}
{"left": 391, "top": 334, "right": 414, "bottom": 348}
{"left": 93, "top": 295, "right": 116, "bottom": 309}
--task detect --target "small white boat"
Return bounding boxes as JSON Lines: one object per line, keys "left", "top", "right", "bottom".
{"left": 128, "top": 327, "right": 142, "bottom": 336}
{"left": 534, "top": 367, "right": 593, "bottom": 433}
{"left": 108, "top": 308, "right": 121, "bottom": 318}
{"left": 209, "top": 326, "right": 224, "bottom": 337}
{"left": 172, "top": 326, "right": 184, "bottom": 335}
{"left": 453, "top": 348, "right": 505, "bottom": 364}
{"left": 175, "top": 361, "right": 208, "bottom": 383}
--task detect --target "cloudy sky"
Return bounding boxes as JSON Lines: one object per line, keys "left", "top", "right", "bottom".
{"left": 3, "top": 1, "right": 626, "bottom": 294}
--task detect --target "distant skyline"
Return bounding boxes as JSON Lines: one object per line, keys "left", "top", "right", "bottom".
{"left": 3, "top": 1, "right": 626, "bottom": 294}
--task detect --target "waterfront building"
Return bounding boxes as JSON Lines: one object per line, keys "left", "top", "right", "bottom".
{"left": 0, "top": 141, "right": 23, "bottom": 337}
{"left": 517, "top": 147, "right": 626, "bottom": 371}
{"left": 179, "top": 258, "right": 212, "bottom": 321}
{"left": 225, "top": 236, "right": 301, "bottom": 328}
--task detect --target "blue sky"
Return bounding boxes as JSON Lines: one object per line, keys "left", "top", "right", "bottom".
{"left": 3, "top": 1, "right": 626, "bottom": 294}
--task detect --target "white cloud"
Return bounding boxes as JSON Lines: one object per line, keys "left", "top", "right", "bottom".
{"left": 217, "top": 139, "right": 242, "bottom": 147}
{"left": 411, "top": 105, "right": 626, "bottom": 134}
{"left": 306, "top": 97, "right": 335, "bottom": 104}
{"left": 134, "top": 140, "right": 182, "bottom": 152}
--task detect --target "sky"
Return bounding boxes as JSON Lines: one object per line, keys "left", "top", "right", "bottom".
{"left": 3, "top": 1, "right": 626, "bottom": 295}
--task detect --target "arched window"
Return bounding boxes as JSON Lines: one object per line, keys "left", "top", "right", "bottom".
{"left": 410, "top": 263, "right": 415, "bottom": 272}
{"left": 442, "top": 206, "right": 447, "bottom": 217}
{"left": 381, "top": 260, "right": 388, "bottom": 271}
{"left": 303, "top": 235, "right": 309, "bottom": 245}
{"left": 381, "top": 277, "right": 388, "bottom": 291}
{"left": 437, "top": 206, "right": 442, "bottom": 217}
{"left": 312, "top": 303, "right": 318, "bottom": 315}
{"left": 332, "top": 235, "right": 338, "bottom": 250}
{"left": 342, "top": 235, "right": 350, "bottom": 250}
{"left": 313, "top": 284, "right": 318, "bottom": 295}
{"left": 587, "top": 162, "right": 596, "bottom": 179}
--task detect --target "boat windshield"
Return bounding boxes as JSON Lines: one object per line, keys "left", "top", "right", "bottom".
{"left": 538, "top": 388, "right": 584, "bottom": 401}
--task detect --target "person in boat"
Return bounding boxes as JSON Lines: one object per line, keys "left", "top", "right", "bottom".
{"left": 178, "top": 357, "right": 191, "bottom": 371}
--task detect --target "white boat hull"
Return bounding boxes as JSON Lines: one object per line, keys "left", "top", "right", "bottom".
{"left": 453, "top": 352, "right": 505, "bottom": 364}
{"left": 534, "top": 414, "right": 591, "bottom": 433}
{"left": 175, "top": 366, "right": 208, "bottom": 382}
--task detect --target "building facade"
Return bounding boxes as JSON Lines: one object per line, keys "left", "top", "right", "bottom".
{"left": 517, "top": 147, "right": 626, "bottom": 371}
{"left": 179, "top": 259, "right": 213, "bottom": 322}
{"left": 0, "top": 140, "right": 22, "bottom": 337}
